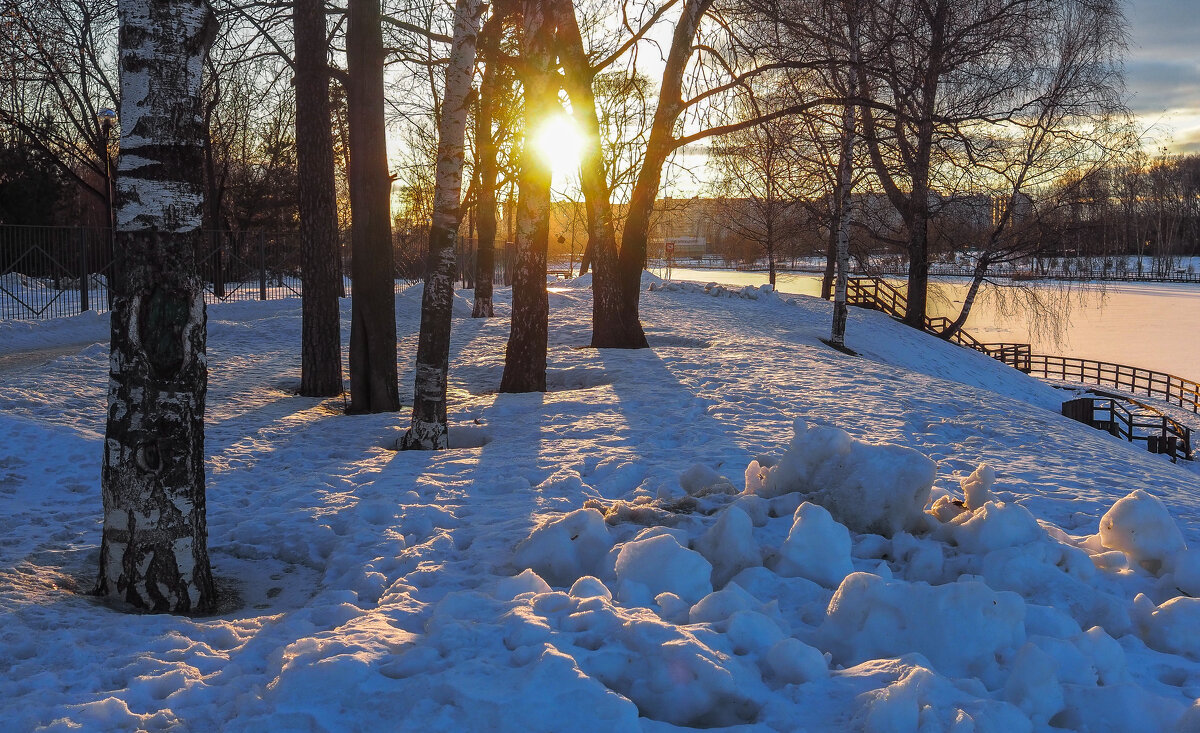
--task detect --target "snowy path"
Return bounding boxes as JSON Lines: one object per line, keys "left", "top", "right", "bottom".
{"left": 3, "top": 280, "right": 1200, "bottom": 730}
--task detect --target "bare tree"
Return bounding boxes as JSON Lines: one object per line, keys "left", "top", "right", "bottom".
{"left": 0, "top": 0, "right": 118, "bottom": 223}
{"left": 934, "top": 0, "right": 1127, "bottom": 339}
{"left": 470, "top": 9, "right": 506, "bottom": 318}
{"left": 707, "top": 101, "right": 804, "bottom": 287}
{"left": 499, "top": 0, "right": 556, "bottom": 392}
{"left": 346, "top": 0, "right": 399, "bottom": 413}
{"left": 99, "top": 0, "right": 217, "bottom": 613}
{"left": 294, "top": 0, "right": 343, "bottom": 397}
{"left": 402, "top": 0, "right": 485, "bottom": 448}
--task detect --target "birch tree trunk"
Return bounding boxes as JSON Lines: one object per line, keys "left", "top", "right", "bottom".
{"left": 472, "top": 11, "right": 505, "bottom": 319}
{"left": 295, "top": 0, "right": 343, "bottom": 397}
{"left": 401, "top": 0, "right": 484, "bottom": 449}
{"left": 346, "top": 0, "right": 399, "bottom": 413}
{"left": 831, "top": 7, "right": 859, "bottom": 350}
{"left": 830, "top": 97, "right": 855, "bottom": 349}
{"left": 98, "top": 0, "right": 217, "bottom": 614}
{"left": 499, "top": 0, "right": 555, "bottom": 392}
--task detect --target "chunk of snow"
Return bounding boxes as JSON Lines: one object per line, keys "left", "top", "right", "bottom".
{"left": 1099, "top": 490, "right": 1186, "bottom": 575}
{"left": 764, "top": 637, "right": 827, "bottom": 685}
{"left": 689, "top": 583, "right": 762, "bottom": 624}
{"left": 819, "top": 572, "right": 1025, "bottom": 687}
{"left": 496, "top": 569, "right": 552, "bottom": 600}
{"left": 568, "top": 576, "right": 612, "bottom": 601}
{"left": 960, "top": 463, "right": 995, "bottom": 511}
{"left": 694, "top": 505, "right": 760, "bottom": 587}
{"left": 614, "top": 533, "right": 713, "bottom": 605}
{"left": 726, "top": 610, "right": 786, "bottom": 655}
{"left": 1172, "top": 549, "right": 1200, "bottom": 597}
{"left": 513, "top": 508, "right": 614, "bottom": 587}
{"left": 1003, "top": 642, "right": 1064, "bottom": 725}
{"left": 774, "top": 502, "right": 854, "bottom": 588}
{"left": 750, "top": 419, "right": 936, "bottom": 537}
{"left": 679, "top": 463, "right": 737, "bottom": 497}
{"left": 950, "top": 501, "right": 1045, "bottom": 554}
{"left": 1135, "top": 593, "right": 1200, "bottom": 658}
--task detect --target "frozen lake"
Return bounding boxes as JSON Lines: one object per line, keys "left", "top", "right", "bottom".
{"left": 662, "top": 267, "right": 1200, "bottom": 381}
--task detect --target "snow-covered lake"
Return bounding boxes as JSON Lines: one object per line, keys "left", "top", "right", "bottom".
{"left": 663, "top": 267, "right": 1200, "bottom": 380}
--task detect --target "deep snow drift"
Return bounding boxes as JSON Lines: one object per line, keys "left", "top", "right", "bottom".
{"left": 2, "top": 277, "right": 1200, "bottom": 731}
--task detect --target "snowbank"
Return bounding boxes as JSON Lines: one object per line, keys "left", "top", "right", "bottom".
{"left": 745, "top": 419, "right": 936, "bottom": 536}
{"left": 5, "top": 277, "right": 1200, "bottom": 731}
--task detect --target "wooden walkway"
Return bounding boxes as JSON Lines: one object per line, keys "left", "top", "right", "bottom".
{"left": 841, "top": 276, "right": 1195, "bottom": 461}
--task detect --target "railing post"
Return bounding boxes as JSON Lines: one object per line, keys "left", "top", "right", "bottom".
{"left": 78, "top": 228, "right": 89, "bottom": 313}
{"left": 259, "top": 231, "right": 267, "bottom": 300}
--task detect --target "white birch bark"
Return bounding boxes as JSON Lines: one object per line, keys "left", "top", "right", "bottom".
{"left": 402, "top": 0, "right": 485, "bottom": 449}
{"left": 831, "top": 4, "right": 859, "bottom": 350}
{"left": 99, "top": 0, "right": 217, "bottom": 613}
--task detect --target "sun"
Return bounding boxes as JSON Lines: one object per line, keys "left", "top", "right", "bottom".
{"left": 531, "top": 113, "right": 587, "bottom": 182}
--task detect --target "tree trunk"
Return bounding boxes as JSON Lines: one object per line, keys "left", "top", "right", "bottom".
{"left": 499, "top": 0, "right": 555, "bottom": 392}
{"left": 346, "top": 0, "right": 399, "bottom": 413}
{"left": 472, "top": 11, "right": 504, "bottom": 319}
{"left": 831, "top": 6, "right": 859, "bottom": 349}
{"left": 598, "top": 0, "right": 712, "bottom": 349}
{"left": 577, "top": 239, "right": 593, "bottom": 276}
{"left": 821, "top": 202, "right": 836, "bottom": 299}
{"left": 904, "top": 208, "right": 930, "bottom": 329}
{"left": 98, "top": 0, "right": 218, "bottom": 614}
{"left": 765, "top": 217, "right": 777, "bottom": 288}
{"left": 295, "top": 0, "right": 343, "bottom": 397}
{"left": 831, "top": 105, "right": 855, "bottom": 348}
{"left": 940, "top": 254, "right": 990, "bottom": 340}
{"left": 555, "top": 3, "right": 621, "bottom": 348}
{"left": 402, "top": 0, "right": 484, "bottom": 449}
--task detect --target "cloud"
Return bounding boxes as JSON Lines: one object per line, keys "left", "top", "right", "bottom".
{"left": 1124, "top": 60, "right": 1200, "bottom": 114}
{"left": 1126, "top": 0, "right": 1200, "bottom": 61}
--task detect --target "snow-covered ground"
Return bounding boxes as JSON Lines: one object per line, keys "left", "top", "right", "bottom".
{"left": 2, "top": 277, "right": 1200, "bottom": 731}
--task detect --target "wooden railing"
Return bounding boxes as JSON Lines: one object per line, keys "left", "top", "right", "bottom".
{"left": 841, "top": 276, "right": 1200, "bottom": 416}
{"left": 1063, "top": 396, "right": 1192, "bottom": 463}
{"left": 1026, "top": 356, "right": 1200, "bottom": 415}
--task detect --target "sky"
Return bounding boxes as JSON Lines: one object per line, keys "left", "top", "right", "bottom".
{"left": 1125, "top": 0, "right": 1200, "bottom": 152}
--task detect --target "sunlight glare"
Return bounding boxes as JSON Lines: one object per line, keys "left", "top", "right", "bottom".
{"left": 532, "top": 114, "right": 586, "bottom": 182}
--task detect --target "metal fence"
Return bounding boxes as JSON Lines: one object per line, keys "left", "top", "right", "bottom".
{"left": 0, "top": 225, "right": 115, "bottom": 319}
{"left": 1, "top": 225, "right": 518, "bottom": 320}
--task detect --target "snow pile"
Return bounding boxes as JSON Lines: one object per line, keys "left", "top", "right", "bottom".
{"left": 773, "top": 501, "right": 853, "bottom": 588}
{"left": 7, "top": 277, "right": 1200, "bottom": 730}
{"left": 1099, "top": 488, "right": 1187, "bottom": 574}
{"left": 745, "top": 418, "right": 936, "bottom": 536}
{"left": 512, "top": 508, "right": 613, "bottom": 587}
{"left": 648, "top": 280, "right": 777, "bottom": 300}
{"left": 819, "top": 572, "right": 1026, "bottom": 687}
{"left": 693, "top": 505, "right": 760, "bottom": 586}
{"left": 613, "top": 532, "right": 712, "bottom": 605}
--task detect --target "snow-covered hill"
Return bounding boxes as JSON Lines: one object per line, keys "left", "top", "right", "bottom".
{"left": 2, "top": 278, "right": 1199, "bottom": 731}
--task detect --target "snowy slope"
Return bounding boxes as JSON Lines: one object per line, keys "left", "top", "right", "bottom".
{"left": 2, "top": 279, "right": 1200, "bottom": 731}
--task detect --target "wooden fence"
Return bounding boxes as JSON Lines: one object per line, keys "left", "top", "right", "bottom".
{"left": 1062, "top": 396, "right": 1192, "bottom": 463}
{"left": 843, "top": 276, "right": 1200, "bottom": 419}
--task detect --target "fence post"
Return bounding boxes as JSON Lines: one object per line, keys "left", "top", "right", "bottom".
{"left": 259, "top": 231, "right": 267, "bottom": 300}
{"left": 78, "top": 228, "right": 90, "bottom": 313}
{"left": 213, "top": 230, "right": 226, "bottom": 298}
